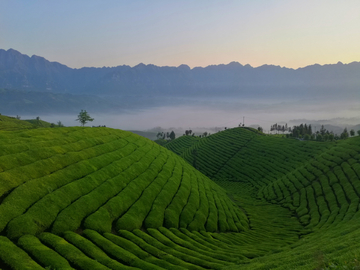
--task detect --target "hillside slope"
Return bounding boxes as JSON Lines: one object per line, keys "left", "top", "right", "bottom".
{"left": 0, "top": 114, "right": 36, "bottom": 131}
{"left": 163, "top": 135, "right": 201, "bottom": 156}
{"left": 2, "top": 125, "right": 360, "bottom": 269}
{"left": 2, "top": 127, "right": 289, "bottom": 270}
{"left": 166, "top": 128, "right": 360, "bottom": 269}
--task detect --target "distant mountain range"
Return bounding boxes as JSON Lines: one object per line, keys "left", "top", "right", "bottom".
{"left": 2, "top": 48, "right": 360, "bottom": 97}
{"left": 0, "top": 48, "right": 359, "bottom": 114}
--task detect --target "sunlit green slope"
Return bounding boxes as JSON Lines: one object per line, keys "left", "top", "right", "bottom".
{"left": 0, "top": 114, "right": 35, "bottom": 131}
{"left": 0, "top": 114, "right": 57, "bottom": 131}
{"left": 167, "top": 127, "right": 360, "bottom": 269}
{"left": 2, "top": 124, "right": 360, "bottom": 269}
{"left": 0, "top": 126, "right": 263, "bottom": 270}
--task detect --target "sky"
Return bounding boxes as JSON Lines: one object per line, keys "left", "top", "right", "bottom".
{"left": 1, "top": 0, "right": 360, "bottom": 69}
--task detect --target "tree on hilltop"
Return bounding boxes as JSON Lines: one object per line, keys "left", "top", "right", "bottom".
{"left": 340, "top": 128, "right": 349, "bottom": 139}
{"left": 169, "top": 130, "right": 176, "bottom": 140}
{"left": 157, "top": 132, "right": 165, "bottom": 139}
{"left": 76, "top": 110, "right": 94, "bottom": 127}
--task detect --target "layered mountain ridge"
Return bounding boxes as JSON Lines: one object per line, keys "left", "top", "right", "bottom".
{"left": 1, "top": 48, "right": 359, "bottom": 98}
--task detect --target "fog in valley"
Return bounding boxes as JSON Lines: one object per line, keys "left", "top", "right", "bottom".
{"left": 26, "top": 96, "right": 360, "bottom": 136}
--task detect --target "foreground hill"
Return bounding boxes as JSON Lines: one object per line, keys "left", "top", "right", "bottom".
{"left": 2, "top": 123, "right": 360, "bottom": 269}
{"left": 166, "top": 128, "right": 360, "bottom": 268}
{"left": 1, "top": 126, "right": 279, "bottom": 269}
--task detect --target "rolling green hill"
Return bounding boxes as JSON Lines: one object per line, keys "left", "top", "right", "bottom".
{"left": 0, "top": 126, "right": 259, "bottom": 270}
{"left": 0, "top": 114, "right": 58, "bottom": 131}
{"left": 1, "top": 123, "right": 360, "bottom": 269}
{"left": 166, "top": 127, "right": 360, "bottom": 269}
{"left": 163, "top": 135, "right": 200, "bottom": 156}
{"left": 0, "top": 114, "right": 36, "bottom": 131}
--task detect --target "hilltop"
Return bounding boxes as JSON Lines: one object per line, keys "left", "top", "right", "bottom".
{"left": 0, "top": 114, "right": 62, "bottom": 131}
{"left": 0, "top": 114, "right": 35, "bottom": 131}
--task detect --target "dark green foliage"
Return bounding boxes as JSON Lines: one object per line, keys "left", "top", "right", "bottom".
{"left": 76, "top": 109, "right": 94, "bottom": 126}
{"left": 118, "top": 230, "right": 203, "bottom": 270}
{"left": 18, "top": 234, "right": 73, "bottom": 269}
{"left": 83, "top": 230, "right": 164, "bottom": 270}
{"left": 0, "top": 236, "right": 43, "bottom": 270}
{"left": 63, "top": 231, "right": 136, "bottom": 270}
{"left": 104, "top": 232, "right": 186, "bottom": 270}
{"left": 134, "top": 229, "right": 226, "bottom": 270}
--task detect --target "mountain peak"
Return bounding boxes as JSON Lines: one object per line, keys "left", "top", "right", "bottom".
{"left": 7, "top": 48, "right": 22, "bottom": 54}
{"left": 227, "top": 61, "right": 242, "bottom": 67}
{"left": 177, "top": 64, "right": 191, "bottom": 71}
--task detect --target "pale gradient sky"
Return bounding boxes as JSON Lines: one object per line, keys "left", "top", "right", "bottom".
{"left": 1, "top": 0, "right": 359, "bottom": 69}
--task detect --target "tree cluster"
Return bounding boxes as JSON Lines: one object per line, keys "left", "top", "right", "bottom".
{"left": 184, "top": 130, "right": 193, "bottom": 136}
{"left": 270, "top": 123, "right": 290, "bottom": 133}
{"left": 156, "top": 131, "right": 176, "bottom": 140}
{"left": 291, "top": 124, "right": 313, "bottom": 138}
{"left": 286, "top": 123, "right": 357, "bottom": 141}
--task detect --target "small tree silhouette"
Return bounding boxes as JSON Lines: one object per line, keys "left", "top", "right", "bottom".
{"left": 76, "top": 110, "right": 94, "bottom": 126}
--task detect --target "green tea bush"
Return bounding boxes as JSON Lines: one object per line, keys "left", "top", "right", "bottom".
{"left": 83, "top": 230, "right": 163, "bottom": 270}
{"left": 39, "top": 232, "right": 108, "bottom": 270}
{"left": 144, "top": 161, "right": 183, "bottom": 228}
{"left": 18, "top": 234, "right": 73, "bottom": 269}
{"left": 0, "top": 236, "right": 43, "bottom": 270}
{"left": 63, "top": 231, "right": 138, "bottom": 270}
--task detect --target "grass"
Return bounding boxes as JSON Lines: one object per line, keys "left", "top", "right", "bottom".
{"left": 0, "top": 114, "right": 36, "bottom": 131}
{"left": 0, "top": 114, "right": 59, "bottom": 131}
{"left": 1, "top": 121, "right": 360, "bottom": 269}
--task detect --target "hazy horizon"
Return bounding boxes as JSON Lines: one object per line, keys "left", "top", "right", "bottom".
{"left": 19, "top": 97, "right": 360, "bottom": 134}
{"left": 2, "top": 1, "right": 359, "bottom": 134}
{"left": 2, "top": 1, "right": 359, "bottom": 69}
{"left": 4, "top": 48, "right": 358, "bottom": 71}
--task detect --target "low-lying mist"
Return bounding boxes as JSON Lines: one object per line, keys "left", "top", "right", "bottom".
{"left": 22, "top": 96, "right": 359, "bottom": 135}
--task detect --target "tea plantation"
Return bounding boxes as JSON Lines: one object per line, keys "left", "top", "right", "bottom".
{"left": 1, "top": 118, "right": 360, "bottom": 269}
{"left": 167, "top": 127, "right": 360, "bottom": 269}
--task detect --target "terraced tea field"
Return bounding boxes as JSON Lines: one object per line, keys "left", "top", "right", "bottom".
{"left": 0, "top": 115, "right": 35, "bottom": 131}
{"left": 167, "top": 127, "right": 360, "bottom": 268}
{"left": 1, "top": 121, "right": 360, "bottom": 269}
